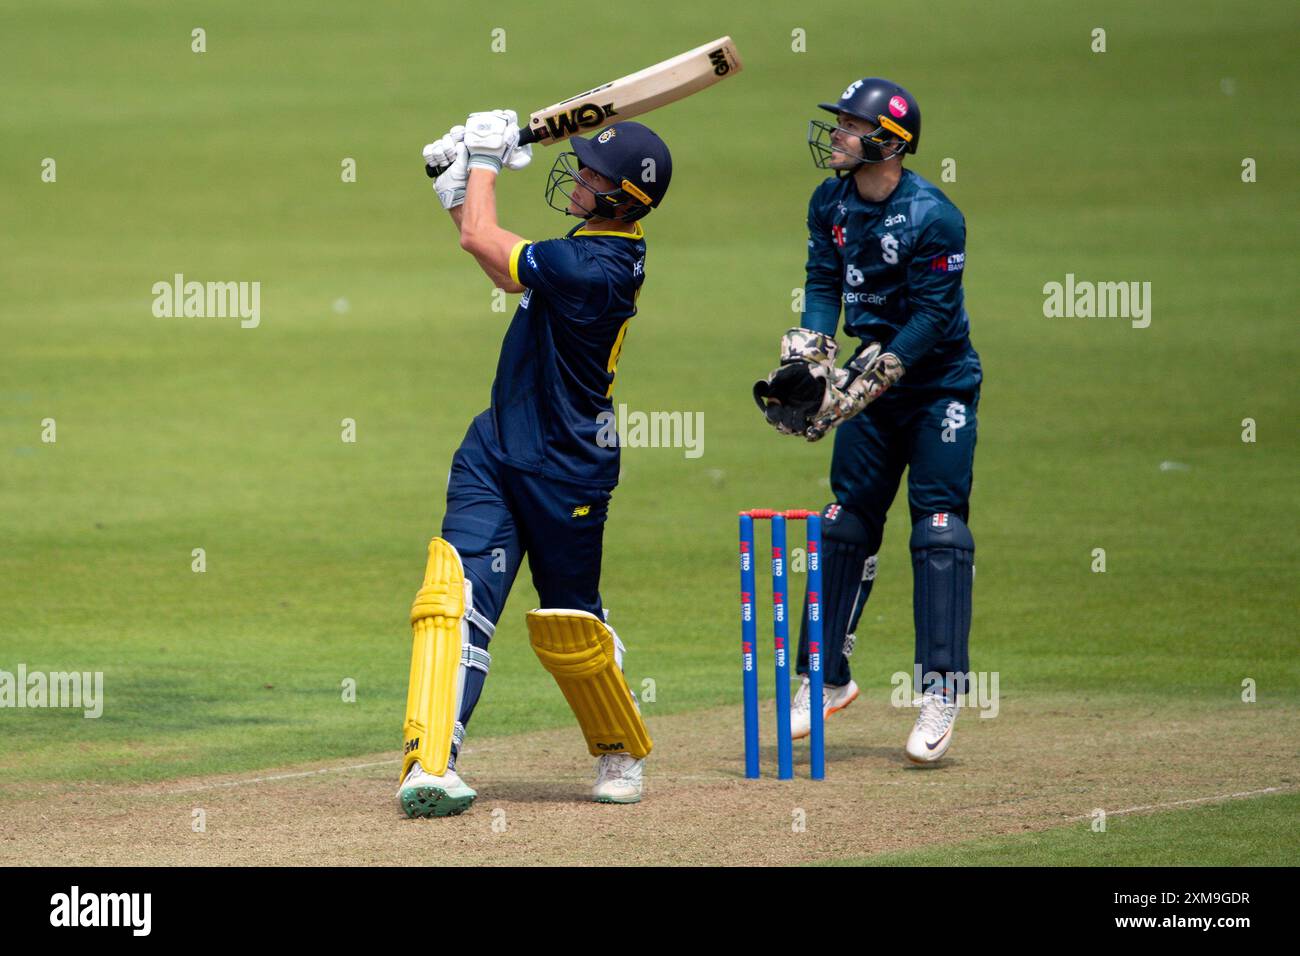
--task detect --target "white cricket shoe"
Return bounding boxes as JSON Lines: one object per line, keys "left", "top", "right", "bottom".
{"left": 905, "top": 691, "right": 959, "bottom": 763}
{"left": 398, "top": 760, "right": 477, "bottom": 818}
{"left": 790, "top": 675, "right": 860, "bottom": 740}
{"left": 593, "top": 753, "right": 643, "bottom": 804}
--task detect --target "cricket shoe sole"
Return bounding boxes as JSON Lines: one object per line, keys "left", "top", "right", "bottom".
{"left": 398, "top": 763, "right": 477, "bottom": 818}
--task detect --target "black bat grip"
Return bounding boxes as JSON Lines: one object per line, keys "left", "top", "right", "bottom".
{"left": 425, "top": 122, "right": 540, "bottom": 178}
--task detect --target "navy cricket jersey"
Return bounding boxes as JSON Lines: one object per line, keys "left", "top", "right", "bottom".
{"left": 803, "top": 169, "right": 981, "bottom": 395}
{"left": 487, "top": 221, "right": 646, "bottom": 489}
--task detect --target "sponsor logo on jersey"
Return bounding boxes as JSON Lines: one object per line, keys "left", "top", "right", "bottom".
{"left": 843, "top": 291, "right": 887, "bottom": 305}
{"left": 930, "top": 252, "right": 965, "bottom": 273}
{"left": 572, "top": 504, "right": 592, "bottom": 517}
{"left": 832, "top": 224, "right": 846, "bottom": 247}
{"left": 889, "top": 95, "right": 909, "bottom": 118}
{"left": 884, "top": 213, "right": 907, "bottom": 226}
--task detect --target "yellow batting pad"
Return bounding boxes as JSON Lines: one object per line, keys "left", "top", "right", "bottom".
{"left": 402, "top": 538, "right": 466, "bottom": 781}
{"left": 527, "top": 609, "right": 652, "bottom": 759}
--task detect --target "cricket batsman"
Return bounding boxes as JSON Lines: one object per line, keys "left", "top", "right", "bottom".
{"left": 753, "top": 78, "right": 981, "bottom": 762}
{"left": 398, "top": 112, "right": 671, "bottom": 817}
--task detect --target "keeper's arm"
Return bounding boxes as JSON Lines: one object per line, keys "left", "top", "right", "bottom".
{"left": 885, "top": 213, "right": 967, "bottom": 367}
{"left": 803, "top": 192, "right": 842, "bottom": 336}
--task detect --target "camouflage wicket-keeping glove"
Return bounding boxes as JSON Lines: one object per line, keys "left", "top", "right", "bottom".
{"left": 752, "top": 328, "right": 840, "bottom": 436}
{"left": 804, "top": 345, "right": 903, "bottom": 442}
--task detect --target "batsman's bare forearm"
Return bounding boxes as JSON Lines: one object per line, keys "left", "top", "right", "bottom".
{"left": 448, "top": 206, "right": 515, "bottom": 291}
{"left": 459, "top": 169, "right": 525, "bottom": 293}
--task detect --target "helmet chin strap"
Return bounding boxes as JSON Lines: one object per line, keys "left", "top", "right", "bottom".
{"left": 858, "top": 128, "right": 907, "bottom": 165}
{"left": 575, "top": 166, "right": 618, "bottom": 219}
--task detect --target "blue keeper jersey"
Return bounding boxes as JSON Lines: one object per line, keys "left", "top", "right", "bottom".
{"left": 803, "top": 168, "right": 981, "bottom": 395}
{"left": 485, "top": 221, "right": 646, "bottom": 489}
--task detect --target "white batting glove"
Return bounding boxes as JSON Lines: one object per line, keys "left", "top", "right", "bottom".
{"left": 433, "top": 143, "right": 469, "bottom": 209}
{"left": 464, "top": 109, "right": 521, "bottom": 173}
{"left": 422, "top": 125, "right": 465, "bottom": 175}
{"left": 504, "top": 138, "right": 533, "bottom": 171}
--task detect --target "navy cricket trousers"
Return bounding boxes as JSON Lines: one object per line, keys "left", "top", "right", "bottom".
{"left": 436, "top": 411, "right": 613, "bottom": 745}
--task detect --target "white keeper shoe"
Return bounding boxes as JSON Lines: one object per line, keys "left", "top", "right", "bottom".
{"left": 593, "top": 753, "right": 643, "bottom": 804}
{"left": 790, "top": 675, "right": 860, "bottom": 740}
{"left": 398, "top": 760, "right": 477, "bottom": 818}
{"left": 905, "top": 691, "right": 959, "bottom": 763}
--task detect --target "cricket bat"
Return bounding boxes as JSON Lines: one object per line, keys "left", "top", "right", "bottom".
{"left": 426, "top": 36, "right": 743, "bottom": 176}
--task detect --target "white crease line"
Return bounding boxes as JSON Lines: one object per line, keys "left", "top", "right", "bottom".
{"left": 168, "top": 759, "right": 400, "bottom": 794}
{"left": 167, "top": 765, "right": 733, "bottom": 794}
{"left": 1068, "top": 785, "right": 1290, "bottom": 820}
{"left": 167, "top": 770, "right": 1293, "bottom": 811}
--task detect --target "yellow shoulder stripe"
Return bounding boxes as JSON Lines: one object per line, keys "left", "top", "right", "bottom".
{"left": 508, "top": 239, "right": 531, "bottom": 285}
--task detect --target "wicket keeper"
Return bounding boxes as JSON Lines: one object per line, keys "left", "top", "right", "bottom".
{"left": 399, "top": 113, "right": 671, "bottom": 817}
{"left": 754, "top": 78, "right": 981, "bottom": 762}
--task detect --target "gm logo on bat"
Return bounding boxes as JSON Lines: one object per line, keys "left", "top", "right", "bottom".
{"left": 708, "top": 47, "right": 730, "bottom": 75}
{"left": 534, "top": 103, "right": 618, "bottom": 141}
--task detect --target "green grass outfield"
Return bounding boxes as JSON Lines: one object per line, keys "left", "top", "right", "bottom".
{"left": 827, "top": 790, "right": 1300, "bottom": 867}
{"left": 1, "top": 0, "right": 1296, "bottom": 861}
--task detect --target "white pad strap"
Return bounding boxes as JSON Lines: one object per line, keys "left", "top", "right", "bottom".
{"left": 462, "top": 644, "right": 491, "bottom": 673}
{"left": 450, "top": 571, "right": 495, "bottom": 756}
{"left": 467, "top": 607, "right": 495, "bottom": 641}
{"left": 609, "top": 627, "right": 627, "bottom": 670}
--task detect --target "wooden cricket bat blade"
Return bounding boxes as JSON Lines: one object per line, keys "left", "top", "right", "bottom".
{"left": 425, "top": 36, "right": 744, "bottom": 176}
{"left": 519, "top": 36, "right": 744, "bottom": 146}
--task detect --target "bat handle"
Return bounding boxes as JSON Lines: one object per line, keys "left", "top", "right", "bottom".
{"left": 425, "top": 120, "right": 540, "bottom": 178}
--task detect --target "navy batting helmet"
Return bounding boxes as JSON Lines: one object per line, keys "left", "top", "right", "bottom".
{"left": 808, "top": 77, "right": 920, "bottom": 169}
{"left": 545, "top": 121, "right": 672, "bottom": 222}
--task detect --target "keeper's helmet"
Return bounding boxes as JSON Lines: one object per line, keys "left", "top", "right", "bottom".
{"left": 545, "top": 121, "right": 673, "bottom": 222}
{"left": 808, "top": 77, "right": 921, "bottom": 169}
